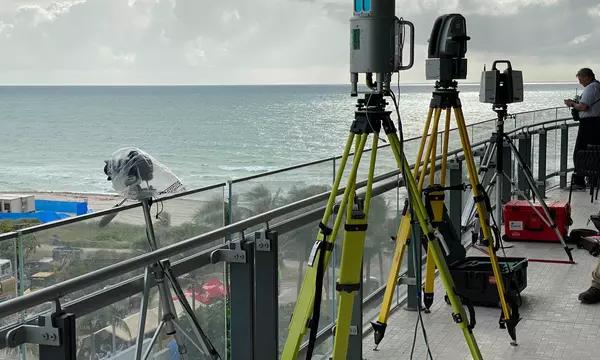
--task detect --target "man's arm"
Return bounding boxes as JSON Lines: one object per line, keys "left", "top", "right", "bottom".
{"left": 564, "top": 98, "right": 588, "bottom": 110}
{"left": 576, "top": 84, "right": 600, "bottom": 111}
{"left": 573, "top": 101, "right": 590, "bottom": 111}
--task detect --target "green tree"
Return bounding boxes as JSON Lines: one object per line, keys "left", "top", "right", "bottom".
{"left": 106, "top": 304, "right": 132, "bottom": 355}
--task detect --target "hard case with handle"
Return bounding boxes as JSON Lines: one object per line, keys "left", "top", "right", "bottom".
{"left": 503, "top": 200, "right": 570, "bottom": 242}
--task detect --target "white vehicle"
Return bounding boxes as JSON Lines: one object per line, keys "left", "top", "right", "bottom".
{"left": 0, "top": 259, "right": 16, "bottom": 300}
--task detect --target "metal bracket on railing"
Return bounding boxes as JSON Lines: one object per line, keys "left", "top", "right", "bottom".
{"left": 6, "top": 315, "right": 60, "bottom": 347}
{"left": 255, "top": 230, "right": 272, "bottom": 252}
{"left": 210, "top": 241, "right": 247, "bottom": 264}
{"left": 397, "top": 275, "right": 417, "bottom": 286}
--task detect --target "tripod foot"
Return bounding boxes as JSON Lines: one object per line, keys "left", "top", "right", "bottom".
{"left": 424, "top": 292, "right": 434, "bottom": 310}
{"left": 371, "top": 321, "right": 387, "bottom": 346}
{"left": 564, "top": 246, "right": 575, "bottom": 263}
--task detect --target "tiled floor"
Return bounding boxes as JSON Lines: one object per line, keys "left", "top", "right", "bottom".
{"left": 363, "top": 189, "right": 600, "bottom": 360}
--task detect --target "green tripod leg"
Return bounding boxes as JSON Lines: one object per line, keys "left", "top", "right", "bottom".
{"left": 281, "top": 131, "right": 363, "bottom": 360}
{"left": 331, "top": 132, "right": 380, "bottom": 359}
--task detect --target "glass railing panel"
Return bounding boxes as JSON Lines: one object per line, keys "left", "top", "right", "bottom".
{"left": 277, "top": 222, "right": 335, "bottom": 357}
{"left": 150, "top": 186, "right": 226, "bottom": 260}
{"left": 362, "top": 190, "right": 399, "bottom": 299}
{"left": 0, "top": 230, "right": 18, "bottom": 328}
{"left": 7, "top": 208, "right": 148, "bottom": 320}
{"left": 72, "top": 262, "right": 226, "bottom": 360}
{"left": 469, "top": 120, "right": 495, "bottom": 147}
{"left": 231, "top": 160, "right": 333, "bottom": 224}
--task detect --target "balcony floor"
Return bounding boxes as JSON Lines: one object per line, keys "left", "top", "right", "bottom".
{"left": 364, "top": 188, "right": 600, "bottom": 360}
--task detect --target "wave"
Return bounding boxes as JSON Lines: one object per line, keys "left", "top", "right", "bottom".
{"left": 217, "top": 165, "right": 279, "bottom": 172}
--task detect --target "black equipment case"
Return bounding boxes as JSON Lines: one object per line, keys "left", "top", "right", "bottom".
{"left": 578, "top": 235, "right": 600, "bottom": 257}
{"left": 448, "top": 256, "right": 528, "bottom": 307}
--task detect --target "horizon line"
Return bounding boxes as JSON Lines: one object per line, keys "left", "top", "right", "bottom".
{"left": 0, "top": 81, "right": 579, "bottom": 87}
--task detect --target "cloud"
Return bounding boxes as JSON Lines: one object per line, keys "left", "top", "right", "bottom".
{"left": 569, "top": 33, "right": 591, "bottom": 45}
{"left": 0, "top": 0, "right": 595, "bottom": 84}
{"left": 589, "top": 4, "right": 600, "bottom": 17}
{"left": 16, "top": 0, "right": 87, "bottom": 26}
{"left": 98, "top": 46, "right": 136, "bottom": 65}
{"left": 0, "top": 21, "right": 14, "bottom": 36}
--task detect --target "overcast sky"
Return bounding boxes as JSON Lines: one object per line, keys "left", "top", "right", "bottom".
{"left": 0, "top": 0, "right": 598, "bottom": 85}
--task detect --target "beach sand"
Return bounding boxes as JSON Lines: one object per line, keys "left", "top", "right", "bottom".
{"left": 0, "top": 191, "right": 216, "bottom": 227}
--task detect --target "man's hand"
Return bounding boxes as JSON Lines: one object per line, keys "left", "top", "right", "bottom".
{"left": 564, "top": 99, "right": 576, "bottom": 107}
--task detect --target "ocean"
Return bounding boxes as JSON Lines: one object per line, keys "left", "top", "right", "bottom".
{"left": 0, "top": 84, "right": 580, "bottom": 194}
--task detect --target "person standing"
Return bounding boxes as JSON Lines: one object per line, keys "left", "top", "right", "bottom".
{"left": 564, "top": 68, "right": 600, "bottom": 189}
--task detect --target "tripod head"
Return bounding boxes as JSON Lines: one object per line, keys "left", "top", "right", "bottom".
{"left": 349, "top": 0, "right": 415, "bottom": 96}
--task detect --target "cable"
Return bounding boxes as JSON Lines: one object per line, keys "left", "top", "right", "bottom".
{"left": 390, "top": 79, "right": 434, "bottom": 360}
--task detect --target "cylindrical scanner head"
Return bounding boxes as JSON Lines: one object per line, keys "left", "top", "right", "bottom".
{"left": 350, "top": 0, "right": 395, "bottom": 94}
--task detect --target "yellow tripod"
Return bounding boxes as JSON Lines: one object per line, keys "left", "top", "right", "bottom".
{"left": 282, "top": 93, "right": 483, "bottom": 360}
{"left": 372, "top": 82, "right": 520, "bottom": 348}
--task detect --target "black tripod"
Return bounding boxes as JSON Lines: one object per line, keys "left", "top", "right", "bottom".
{"left": 469, "top": 105, "right": 574, "bottom": 263}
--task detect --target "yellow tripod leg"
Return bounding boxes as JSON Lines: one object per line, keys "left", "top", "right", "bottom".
{"left": 372, "top": 108, "right": 435, "bottom": 345}
{"left": 281, "top": 132, "right": 366, "bottom": 360}
{"left": 387, "top": 131, "right": 483, "bottom": 360}
{"left": 421, "top": 107, "right": 442, "bottom": 309}
{"left": 454, "top": 107, "right": 517, "bottom": 343}
{"left": 414, "top": 108, "right": 434, "bottom": 180}
{"left": 331, "top": 134, "right": 378, "bottom": 360}
{"left": 418, "top": 108, "right": 442, "bottom": 191}
{"left": 424, "top": 107, "right": 452, "bottom": 310}
{"left": 371, "top": 205, "right": 411, "bottom": 345}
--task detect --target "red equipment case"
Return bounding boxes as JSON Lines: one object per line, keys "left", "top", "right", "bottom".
{"left": 503, "top": 200, "right": 570, "bottom": 242}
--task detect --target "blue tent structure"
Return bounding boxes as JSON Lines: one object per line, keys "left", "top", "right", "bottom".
{"left": 0, "top": 199, "right": 89, "bottom": 223}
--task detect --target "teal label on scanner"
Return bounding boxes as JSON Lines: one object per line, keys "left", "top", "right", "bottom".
{"left": 352, "top": 29, "right": 360, "bottom": 50}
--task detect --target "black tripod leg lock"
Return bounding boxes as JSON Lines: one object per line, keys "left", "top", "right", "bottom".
{"left": 344, "top": 223, "right": 368, "bottom": 231}
{"left": 318, "top": 222, "right": 333, "bottom": 236}
{"left": 336, "top": 282, "right": 361, "bottom": 293}
{"left": 451, "top": 293, "right": 477, "bottom": 330}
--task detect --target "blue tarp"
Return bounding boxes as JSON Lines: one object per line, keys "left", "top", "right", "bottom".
{"left": 0, "top": 211, "right": 70, "bottom": 223}
{"left": 35, "top": 200, "right": 88, "bottom": 215}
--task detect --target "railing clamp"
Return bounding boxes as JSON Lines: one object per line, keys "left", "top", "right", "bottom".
{"left": 255, "top": 229, "right": 273, "bottom": 252}
{"left": 211, "top": 241, "right": 247, "bottom": 264}
{"left": 6, "top": 315, "right": 60, "bottom": 347}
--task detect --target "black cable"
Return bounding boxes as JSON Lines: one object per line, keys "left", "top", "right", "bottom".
{"left": 390, "top": 82, "right": 434, "bottom": 360}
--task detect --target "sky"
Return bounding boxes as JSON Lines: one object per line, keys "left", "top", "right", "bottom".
{"left": 0, "top": 0, "right": 598, "bottom": 85}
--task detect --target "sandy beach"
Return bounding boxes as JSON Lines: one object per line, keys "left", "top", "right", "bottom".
{"left": 0, "top": 191, "right": 216, "bottom": 227}
{"left": 1, "top": 191, "right": 122, "bottom": 213}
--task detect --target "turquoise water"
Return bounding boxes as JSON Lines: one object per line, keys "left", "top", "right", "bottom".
{"left": 0, "top": 84, "right": 580, "bottom": 193}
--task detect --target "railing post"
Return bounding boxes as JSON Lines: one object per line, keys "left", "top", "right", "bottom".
{"left": 15, "top": 234, "right": 27, "bottom": 360}
{"left": 39, "top": 313, "right": 77, "bottom": 360}
{"left": 537, "top": 130, "right": 547, "bottom": 197}
{"left": 405, "top": 220, "right": 421, "bottom": 311}
{"left": 448, "top": 159, "right": 462, "bottom": 236}
{"left": 517, "top": 133, "right": 532, "bottom": 199}
{"left": 501, "top": 139, "right": 512, "bottom": 202}
{"left": 229, "top": 239, "right": 255, "bottom": 360}
{"left": 253, "top": 230, "right": 278, "bottom": 360}
{"left": 227, "top": 180, "right": 233, "bottom": 226}
{"left": 560, "top": 125, "right": 569, "bottom": 188}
